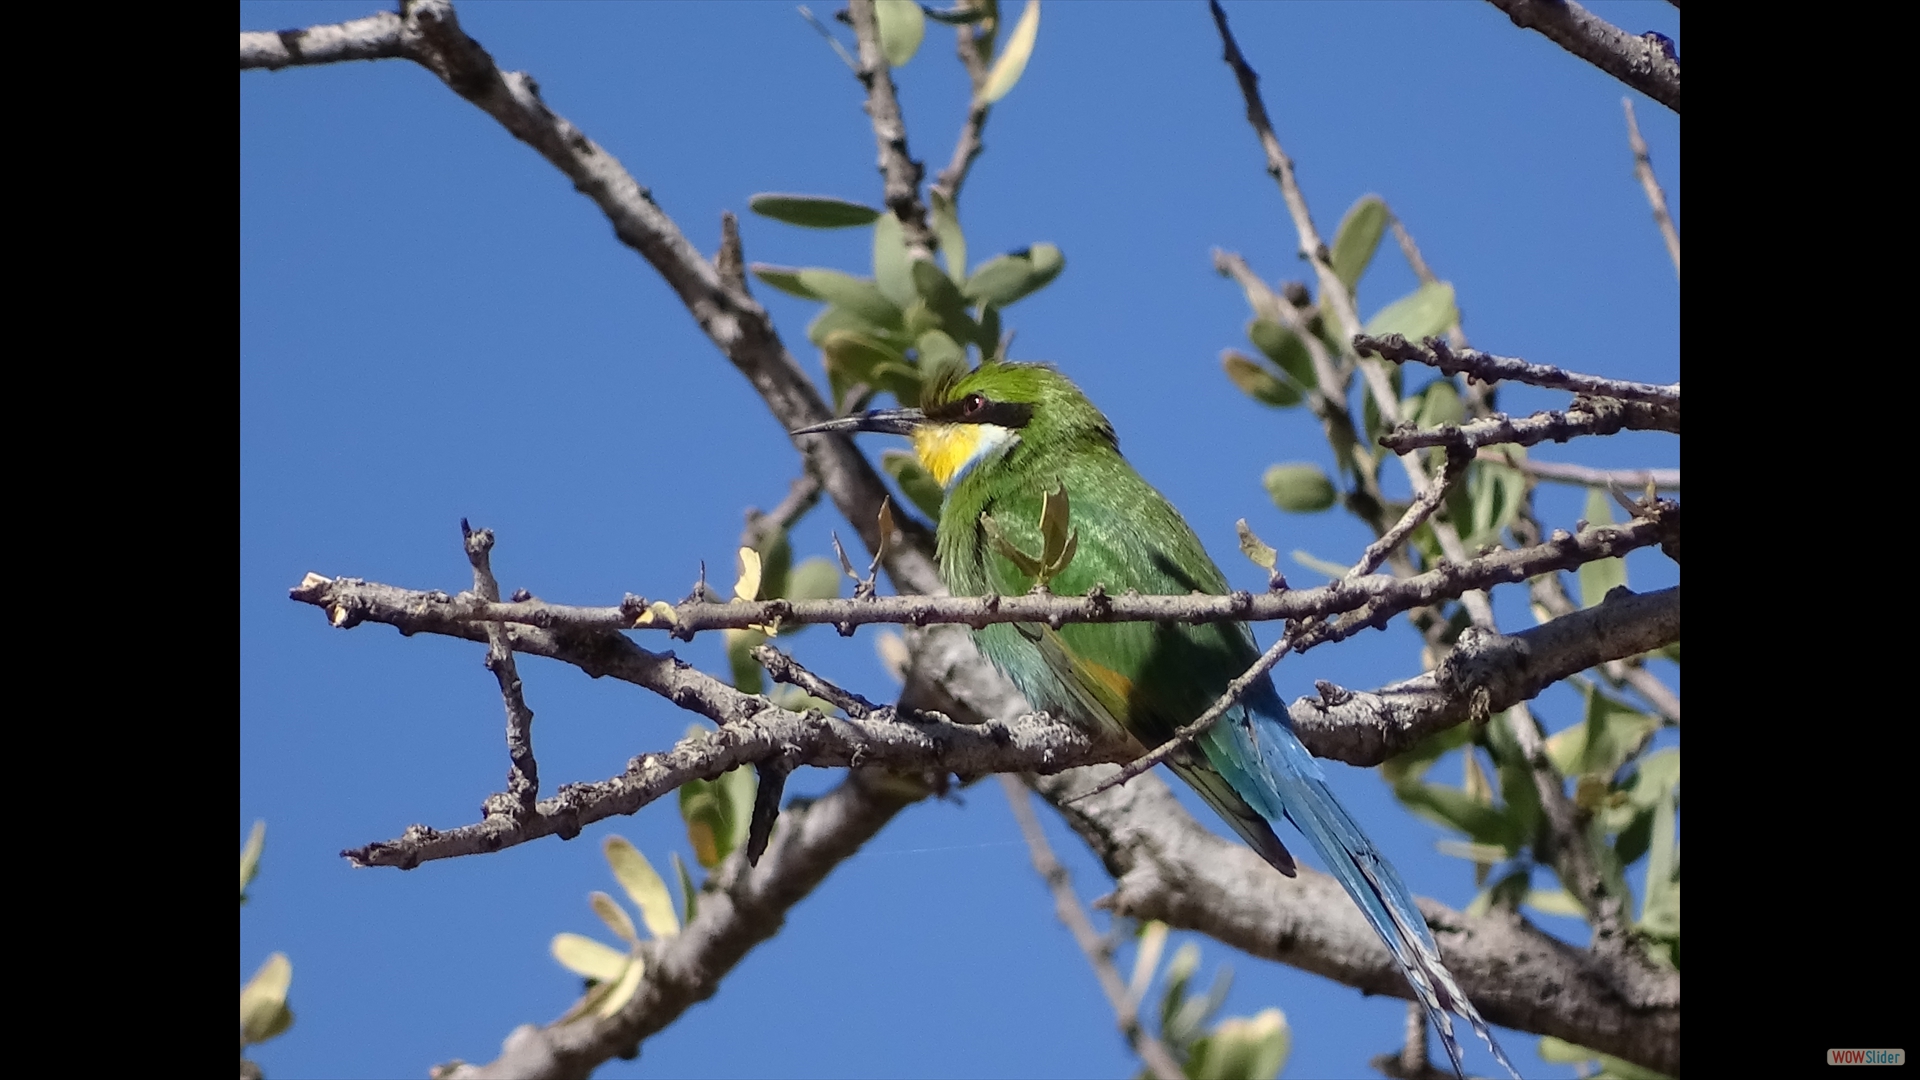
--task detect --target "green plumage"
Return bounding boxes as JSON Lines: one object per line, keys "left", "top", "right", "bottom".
{"left": 793, "top": 360, "right": 1516, "bottom": 1077}
{"left": 931, "top": 364, "right": 1298, "bottom": 873}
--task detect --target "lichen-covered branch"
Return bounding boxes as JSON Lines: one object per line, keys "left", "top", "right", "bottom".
{"left": 1356, "top": 334, "right": 1681, "bottom": 408}
{"left": 1380, "top": 395, "right": 1681, "bottom": 453}
{"left": 1486, "top": 0, "right": 1680, "bottom": 113}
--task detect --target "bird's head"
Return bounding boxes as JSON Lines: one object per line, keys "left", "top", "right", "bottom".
{"left": 792, "top": 362, "right": 1114, "bottom": 490}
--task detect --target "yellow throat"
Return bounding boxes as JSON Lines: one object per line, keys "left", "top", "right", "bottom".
{"left": 912, "top": 422, "right": 1018, "bottom": 489}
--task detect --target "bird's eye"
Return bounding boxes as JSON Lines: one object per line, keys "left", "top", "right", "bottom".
{"left": 962, "top": 393, "right": 987, "bottom": 417}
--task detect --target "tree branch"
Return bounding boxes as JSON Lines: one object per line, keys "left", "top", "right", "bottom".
{"left": 846, "top": 0, "right": 937, "bottom": 260}
{"left": 1623, "top": 98, "right": 1680, "bottom": 276}
{"left": 303, "top": 570, "right": 1676, "bottom": 865}
{"left": 241, "top": 0, "right": 941, "bottom": 597}
{"left": 290, "top": 511, "right": 1673, "bottom": 641}
{"left": 435, "top": 769, "right": 925, "bottom": 1080}
{"left": 1379, "top": 395, "right": 1681, "bottom": 453}
{"left": 1356, "top": 334, "right": 1680, "bottom": 408}
{"left": 462, "top": 521, "right": 539, "bottom": 812}
{"left": 1485, "top": 0, "right": 1679, "bottom": 113}
{"left": 1028, "top": 766, "right": 1681, "bottom": 1076}
{"left": 1002, "top": 776, "right": 1185, "bottom": 1080}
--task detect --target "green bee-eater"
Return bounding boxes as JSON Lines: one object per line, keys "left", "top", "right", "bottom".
{"left": 797, "top": 362, "right": 1515, "bottom": 1078}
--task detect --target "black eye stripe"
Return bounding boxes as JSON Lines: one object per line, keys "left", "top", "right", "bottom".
{"left": 927, "top": 393, "right": 1034, "bottom": 429}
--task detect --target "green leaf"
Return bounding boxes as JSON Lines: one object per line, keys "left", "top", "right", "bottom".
{"left": 1547, "top": 685, "right": 1656, "bottom": 778}
{"left": 589, "top": 890, "right": 640, "bottom": 946}
{"left": 603, "top": 836, "right": 681, "bottom": 939}
{"left": 721, "top": 763, "right": 756, "bottom": 857}
{"left": 1412, "top": 378, "right": 1464, "bottom": 429}
{"left": 1262, "top": 463, "right": 1336, "bottom": 513}
{"left": 725, "top": 628, "right": 768, "bottom": 694}
{"left": 1245, "top": 318, "right": 1318, "bottom": 389}
{"left": 822, "top": 330, "right": 919, "bottom": 404}
{"left": 929, "top": 190, "right": 967, "bottom": 282}
{"left": 963, "top": 243, "right": 1063, "bottom": 306}
{"left": 916, "top": 329, "right": 970, "bottom": 395}
{"left": 1525, "top": 887, "right": 1586, "bottom": 917}
{"left": 787, "top": 557, "right": 844, "bottom": 602}
{"left": 882, "top": 449, "right": 946, "bottom": 520}
{"left": 1330, "top": 195, "right": 1389, "bottom": 295}
{"left": 1223, "top": 350, "right": 1303, "bottom": 407}
{"left": 240, "top": 819, "right": 266, "bottom": 903}
{"left": 1380, "top": 720, "right": 1472, "bottom": 786}
{"left": 1186, "top": 1008, "right": 1291, "bottom": 1080}
{"left": 594, "top": 951, "right": 646, "bottom": 1018}
{"left": 1464, "top": 458, "right": 1527, "bottom": 550}
{"left": 1578, "top": 486, "right": 1627, "bottom": 607}
{"left": 799, "top": 269, "right": 903, "bottom": 327}
{"left": 1538, "top": 1037, "right": 1598, "bottom": 1064}
{"left": 1289, "top": 548, "right": 1349, "bottom": 580}
{"left": 875, "top": 0, "right": 926, "bottom": 66}
{"left": 911, "top": 260, "right": 980, "bottom": 342}
{"left": 1640, "top": 776, "right": 1680, "bottom": 937}
{"left": 873, "top": 214, "right": 916, "bottom": 309}
{"left": 808, "top": 302, "right": 889, "bottom": 349}
{"left": 750, "top": 264, "right": 823, "bottom": 300}
{"left": 1363, "top": 280, "right": 1458, "bottom": 342}
{"left": 1394, "top": 781, "right": 1522, "bottom": 850}
{"left": 239, "top": 952, "right": 295, "bottom": 1047}
{"left": 747, "top": 193, "right": 883, "bottom": 229}
{"left": 670, "top": 850, "right": 699, "bottom": 925}
{"left": 1235, "top": 519, "right": 1278, "bottom": 571}
{"left": 977, "top": 303, "right": 1003, "bottom": 360}
{"left": 979, "top": 0, "right": 1039, "bottom": 103}
{"left": 1465, "top": 865, "right": 1530, "bottom": 917}
{"left": 551, "top": 933, "right": 630, "bottom": 983}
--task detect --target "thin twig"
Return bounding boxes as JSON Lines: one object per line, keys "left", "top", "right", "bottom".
{"left": 846, "top": 0, "right": 936, "bottom": 260}
{"left": 1623, "top": 98, "right": 1680, "bottom": 277}
{"left": 753, "top": 643, "right": 885, "bottom": 720}
{"left": 1490, "top": 453, "right": 1679, "bottom": 492}
{"left": 1485, "top": 0, "right": 1680, "bottom": 113}
{"left": 931, "top": 17, "right": 993, "bottom": 206}
{"left": 1380, "top": 396, "right": 1681, "bottom": 453}
{"left": 740, "top": 472, "right": 825, "bottom": 555}
{"left": 1001, "top": 776, "right": 1186, "bottom": 1080}
{"left": 1356, "top": 334, "right": 1680, "bottom": 407}
{"left": 1350, "top": 447, "right": 1472, "bottom": 580}
{"left": 462, "top": 520, "right": 539, "bottom": 812}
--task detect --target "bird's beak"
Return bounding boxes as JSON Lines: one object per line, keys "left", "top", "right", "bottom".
{"left": 790, "top": 407, "right": 926, "bottom": 437}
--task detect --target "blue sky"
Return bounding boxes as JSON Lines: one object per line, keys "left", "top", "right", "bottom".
{"left": 240, "top": 3, "right": 1679, "bottom": 1077}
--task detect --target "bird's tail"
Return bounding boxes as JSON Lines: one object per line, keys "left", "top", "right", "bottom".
{"left": 1206, "top": 693, "right": 1520, "bottom": 1080}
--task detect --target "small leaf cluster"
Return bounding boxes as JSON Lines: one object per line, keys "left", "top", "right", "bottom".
{"left": 1221, "top": 195, "right": 1464, "bottom": 531}
{"left": 1129, "top": 921, "right": 1292, "bottom": 1080}
{"left": 750, "top": 194, "right": 1062, "bottom": 415}
{"left": 550, "top": 835, "right": 687, "bottom": 1023}
{"left": 240, "top": 821, "right": 296, "bottom": 1061}
{"left": 1380, "top": 502, "right": 1678, "bottom": 964}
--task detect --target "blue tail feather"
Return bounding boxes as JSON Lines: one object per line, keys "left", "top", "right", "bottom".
{"left": 1204, "top": 687, "right": 1521, "bottom": 1080}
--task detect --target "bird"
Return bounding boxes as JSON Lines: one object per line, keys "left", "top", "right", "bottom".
{"left": 795, "top": 360, "right": 1517, "bottom": 1079}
